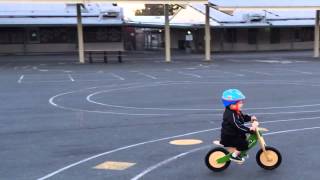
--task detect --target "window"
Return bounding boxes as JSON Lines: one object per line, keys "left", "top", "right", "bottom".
{"left": 0, "top": 28, "right": 24, "bottom": 44}
{"left": 295, "top": 28, "right": 314, "bottom": 42}
{"left": 224, "top": 29, "right": 237, "bottom": 43}
{"left": 40, "top": 27, "right": 76, "bottom": 43}
{"left": 270, "top": 28, "right": 281, "bottom": 44}
{"left": 84, "top": 27, "right": 122, "bottom": 43}
{"left": 248, "top": 29, "right": 258, "bottom": 44}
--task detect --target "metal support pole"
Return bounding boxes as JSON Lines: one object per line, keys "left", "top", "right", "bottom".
{"left": 205, "top": 4, "right": 211, "bottom": 61}
{"left": 77, "top": 4, "right": 85, "bottom": 64}
{"left": 314, "top": 10, "right": 320, "bottom": 58}
{"left": 164, "top": 4, "right": 171, "bottom": 62}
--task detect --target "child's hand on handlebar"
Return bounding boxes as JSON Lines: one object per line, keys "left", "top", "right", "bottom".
{"left": 250, "top": 126, "right": 256, "bottom": 131}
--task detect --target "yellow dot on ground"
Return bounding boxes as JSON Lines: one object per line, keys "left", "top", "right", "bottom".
{"left": 169, "top": 139, "right": 203, "bottom": 146}
{"left": 94, "top": 161, "right": 136, "bottom": 170}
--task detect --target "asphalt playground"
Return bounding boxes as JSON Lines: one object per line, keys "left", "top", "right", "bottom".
{"left": 0, "top": 51, "right": 320, "bottom": 180}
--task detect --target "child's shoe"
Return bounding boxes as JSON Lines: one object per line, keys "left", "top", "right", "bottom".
{"left": 230, "top": 155, "right": 245, "bottom": 163}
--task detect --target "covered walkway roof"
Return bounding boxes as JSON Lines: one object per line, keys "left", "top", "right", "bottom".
{"left": 0, "top": 0, "right": 320, "bottom": 62}
{"left": 210, "top": 0, "right": 320, "bottom": 10}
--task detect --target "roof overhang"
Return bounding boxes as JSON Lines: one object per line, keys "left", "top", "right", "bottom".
{"left": 213, "top": 6, "right": 320, "bottom": 11}
{"left": 0, "top": 0, "right": 208, "bottom": 4}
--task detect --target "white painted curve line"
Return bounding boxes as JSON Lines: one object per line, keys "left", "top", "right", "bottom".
{"left": 18, "top": 75, "right": 24, "bottom": 84}
{"left": 86, "top": 81, "right": 320, "bottom": 112}
{"left": 178, "top": 71, "right": 202, "bottom": 78}
{"left": 48, "top": 82, "right": 167, "bottom": 116}
{"left": 110, "top": 73, "right": 125, "bottom": 81}
{"left": 131, "top": 145, "right": 211, "bottom": 180}
{"left": 240, "top": 69, "right": 272, "bottom": 76}
{"left": 131, "top": 126, "right": 320, "bottom": 180}
{"left": 37, "top": 128, "right": 218, "bottom": 180}
{"left": 36, "top": 116, "right": 320, "bottom": 180}
{"left": 68, "top": 74, "right": 75, "bottom": 82}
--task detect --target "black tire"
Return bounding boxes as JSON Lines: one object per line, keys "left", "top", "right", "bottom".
{"left": 256, "top": 146, "right": 282, "bottom": 170}
{"left": 205, "top": 147, "right": 230, "bottom": 172}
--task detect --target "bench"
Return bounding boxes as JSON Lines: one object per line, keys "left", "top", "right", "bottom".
{"left": 84, "top": 43, "right": 125, "bottom": 64}
{"left": 85, "top": 50, "right": 124, "bottom": 64}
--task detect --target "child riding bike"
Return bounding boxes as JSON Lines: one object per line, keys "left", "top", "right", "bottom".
{"left": 220, "top": 89, "right": 258, "bottom": 163}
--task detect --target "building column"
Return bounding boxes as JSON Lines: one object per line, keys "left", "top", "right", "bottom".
{"left": 77, "top": 4, "right": 85, "bottom": 64}
{"left": 205, "top": 4, "right": 211, "bottom": 61}
{"left": 164, "top": 4, "right": 171, "bottom": 62}
{"left": 314, "top": 10, "right": 320, "bottom": 58}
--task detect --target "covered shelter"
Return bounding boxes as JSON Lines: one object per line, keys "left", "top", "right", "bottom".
{"left": 0, "top": 0, "right": 209, "bottom": 63}
{"left": 1, "top": 0, "right": 320, "bottom": 62}
{"left": 209, "top": 0, "right": 320, "bottom": 57}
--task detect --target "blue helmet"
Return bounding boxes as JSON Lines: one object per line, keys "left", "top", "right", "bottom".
{"left": 221, "top": 89, "right": 246, "bottom": 107}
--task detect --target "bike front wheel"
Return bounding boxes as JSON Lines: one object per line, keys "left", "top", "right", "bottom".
{"left": 256, "top": 146, "right": 282, "bottom": 170}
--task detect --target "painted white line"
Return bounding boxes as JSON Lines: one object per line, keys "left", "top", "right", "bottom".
{"left": 33, "top": 66, "right": 38, "bottom": 70}
{"left": 22, "top": 65, "right": 30, "bottom": 69}
{"left": 48, "top": 82, "right": 167, "bottom": 116}
{"left": 37, "top": 116, "right": 320, "bottom": 180}
{"left": 178, "top": 71, "right": 202, "bottom": 78}
{"left": 110, "top": 73, "right": 125, "bottom": 81}
{"left": 50, "top": 80, "right": 320, "bottom": 115}
{"left": 86, "top": 81, "right": 320, "bottom": 112}
{"left": 132, "top": 71, "right": 158, "bottom": 80}
{"left": 68, "top": 74, "right": 75, "bottom": 82}
{"left": 39, "top": 69, "right": 49, "bottom": 72}
{"left": 37, "top": 128, "right": 217, "bottom": 180}
{"left": 221, "top": 71, "right": 244, "bottom": 77}
{"left": 264, "top": 126, "right": 320, "bottom": 135}
{"left": 131, "top": 126, "right": 320, "bottom": 180}
{"left": 211, "top": 69, "right": 245, "bottom": 77}
{"left": 164, "top": 69, "right": 172, "bottom": 72}
{"left": 240, "top": 69, "right": 272, "bottom": 76}
{"left": 17, "top": 75, "right": 24, "bottom": 84}
{"left": 276, "top": 68, "right": 313, "bottom": 75}
{"left": 131, "top": 146, "right": 211, "bottom": 180}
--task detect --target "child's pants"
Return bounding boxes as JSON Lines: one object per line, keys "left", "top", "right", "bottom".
{"left": 220, "top": 134, "right": 249, "bottom": 151}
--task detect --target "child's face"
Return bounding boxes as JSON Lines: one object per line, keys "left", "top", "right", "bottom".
{"left": 237, "top": 101, "right": 244, "bottom": 109}
{"left": 230, "top": 101, "right": 244, "bottom": 111}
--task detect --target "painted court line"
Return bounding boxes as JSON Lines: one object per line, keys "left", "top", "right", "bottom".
{"left": 240, "top": 69, "right": 272, "bottom": 76}
{"left": 110, "top": 73, "right": 125, "bottom": 81}
{"left": 68, "top": 74, "right": 75, "bottom": 82}
{"left": 37, "top": 116, "right": 320, "bottom": 180}
{"left": 17, "top": 75, "right": 24, "bottom": 83}
{"left": 131, "top": 126, "right": 320, "bottom": 180}
{"left": 277, "top": 68, "right": 313, "bottom": 75}
{"left": 178, "top": 71, "right": 201, "bottom": 78}
{"left": 137, "top": 72, "right": 158, "bottom": 80}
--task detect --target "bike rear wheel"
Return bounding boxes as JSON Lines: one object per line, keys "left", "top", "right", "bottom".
{"left": 205, "top": 147, "right": 230, "bottom": 172}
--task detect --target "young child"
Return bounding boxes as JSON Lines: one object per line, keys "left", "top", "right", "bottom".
{"left": 220, "top": 89, "right": 257, "bottom": 163}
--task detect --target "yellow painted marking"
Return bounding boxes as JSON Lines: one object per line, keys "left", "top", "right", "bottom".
{"left": 169, "top": 139, "right": 203, "bottom": 145}
{"left": 94, "top": 161, "right": 136, "bottom": 170}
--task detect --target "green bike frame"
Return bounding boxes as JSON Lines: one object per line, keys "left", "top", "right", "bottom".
{"left": 216, "top": 132, "right": 262, "bottom": 164}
